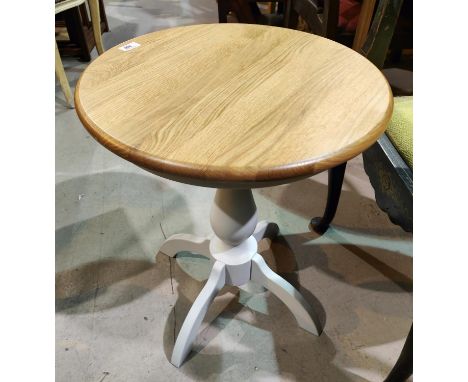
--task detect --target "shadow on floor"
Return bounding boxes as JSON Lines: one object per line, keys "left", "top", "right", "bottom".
{"left": 257, "top": 177, "right": 413, "bottom": 293}
{"left": 258, "top": 176, "right": 413, "bottom": 236}
{"left": 56, "top": 173, "right": 412, "bottom": 379}
{"left": 102, "top": 15, "right": 139, "bottom": 49}
{"left": 272, "top": 229, "right": 413, "bottom": 293}
{"left": 55, "top": 171, "right": 190, "bottom": 314}
{"left": 157, "top": 177, "right": 412, "bottom": 379}
{"left": 160, "top": 238, "right": 393, "bottom": 381}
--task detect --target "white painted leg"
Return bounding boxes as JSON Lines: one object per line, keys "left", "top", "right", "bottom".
{"left": 171, "top": 261, "right": 226, "bottom": 367}
{"left": 253, "top": 221, "right": 279, "bottom": 242}
{"left": 251, "top": 253, "right": 322, "bottom": 336}
{"left": 159, "top": 233, "right": 211, "bottom": 258}
{"left": 162, "top": 189, "right": 322, "bottom": 367}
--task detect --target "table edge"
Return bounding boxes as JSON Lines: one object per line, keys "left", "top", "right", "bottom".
{"left": 74, "top": 25, "right": 394, "bottom": 187}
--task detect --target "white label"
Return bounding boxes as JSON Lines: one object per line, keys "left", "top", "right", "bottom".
{"left": 119, "top": 42, "right": 141, "bottom": 52}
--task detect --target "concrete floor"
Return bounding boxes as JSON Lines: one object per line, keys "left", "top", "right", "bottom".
{"left": 56, "top": 1, "right": 413, "bottom": 381}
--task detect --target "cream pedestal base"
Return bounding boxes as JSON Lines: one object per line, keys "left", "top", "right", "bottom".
{"left": 159, "top": 189, "right": 322, "bottom": 367}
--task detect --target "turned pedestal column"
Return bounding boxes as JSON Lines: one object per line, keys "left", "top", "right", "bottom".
{"left": 159, "top": 188, "right": 322, "bottom": 367}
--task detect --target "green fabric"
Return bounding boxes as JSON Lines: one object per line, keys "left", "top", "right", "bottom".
{"left": 386, "top": 96, "right": 413, "bottom": 168}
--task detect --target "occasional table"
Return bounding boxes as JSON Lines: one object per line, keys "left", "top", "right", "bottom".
{"left": 75, "top": 24, "right": 392, "bottom": 367}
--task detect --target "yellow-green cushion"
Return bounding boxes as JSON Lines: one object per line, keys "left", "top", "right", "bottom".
{"left": 386, "top": 96, "right": 413, "bottom": 169}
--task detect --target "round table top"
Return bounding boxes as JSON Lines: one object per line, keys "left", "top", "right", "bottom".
{"left": 76, "top": 24, "right": 392, "bottom": 187}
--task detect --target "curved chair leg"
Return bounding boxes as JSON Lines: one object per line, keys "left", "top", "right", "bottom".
{"left": 384, "top": 325, "right": 413, "bottom": 382}
{"left": 88, "top": 0, "right": 105, "bottom": 54}
{"left": 55, "top": 40, "right": 73, "bottom": 108}
{"left": 253, "top": 221, "right": 279, "bottom": 243}
{"left": 251, "top": 253, "right": 322, "bottom": 335}
{"left": 310, "top": 162, "right": 347, "bottom": 234}
{"left": 171, "top": 261, "right": 226, "bottom": 367}
{"left": 159, "top": 233, "right": 211, "bottom": 258}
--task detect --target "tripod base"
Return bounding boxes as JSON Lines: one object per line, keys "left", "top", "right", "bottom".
{"left": 160, "top": 219, "right": 323, "bottom": 367}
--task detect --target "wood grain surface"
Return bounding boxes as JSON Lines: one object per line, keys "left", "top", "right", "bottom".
{"left": 75, "top": 24, "right": 393, "bottom": 187}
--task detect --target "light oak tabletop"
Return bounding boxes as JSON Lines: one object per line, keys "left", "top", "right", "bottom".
{"left": 76, "top": 23, "right": 393, "bottom": 187}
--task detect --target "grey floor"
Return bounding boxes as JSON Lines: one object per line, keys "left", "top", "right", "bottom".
{"left": 55, "top": 1, "right": 413, "bottom": 381}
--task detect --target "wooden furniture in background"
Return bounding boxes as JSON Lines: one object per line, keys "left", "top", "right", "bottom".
{"left": 285, "top": 0, "right": 363, "bottom": 47}
{"left": 55, "top": 0, "right": 109, "bottom": 61}
{"left": 75, "top": 24, "right": 392, "bottom": 367}
{"left": 285, "top": 0, "right": 339, "bottom": 36}
{"left": 55, "top": 0, "right": 105, "bottom": 107}
{"left": 219, "top": 0, "right": 359, "bottom": 47}
{"left": 352, "top": 0, "right": 376, "bottom": 50}
{"left": 353, "top": 0, "right": 413, "bottom": 96}
{"left": 311, "top": 3, "right": 412, "bottom": 377}
{"left": 217, "top": 0, "right": 284, "bottom": 25}
{"left": 311, "top": 0, "right": 405, "bottom": 234}
{"left": 364, "top": 98, "right": 413, "bottom": 381}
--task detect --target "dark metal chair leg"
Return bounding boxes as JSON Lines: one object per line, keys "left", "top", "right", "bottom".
{"left": 384, "top": 325, "right": 413, "bottom": 382}
{"left": 310, "top": 162, "right": 347, "bottom": 234}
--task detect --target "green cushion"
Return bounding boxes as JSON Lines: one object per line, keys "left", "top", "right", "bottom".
{"left": 386, "top": 96, "right": 413, "bottom": 168}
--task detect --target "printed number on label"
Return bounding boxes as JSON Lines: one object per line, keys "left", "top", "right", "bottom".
{"left": 119, "top": 42, "right": 141, "bottom": 52}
